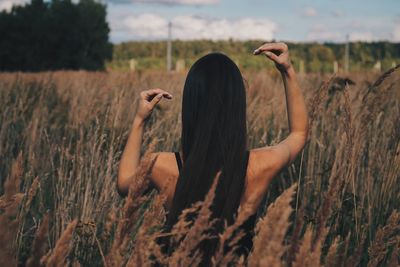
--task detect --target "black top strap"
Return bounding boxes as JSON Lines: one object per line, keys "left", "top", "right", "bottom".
{"left": 175, "top": 152, "right": 183, "bottom": 173}
{"left": 245, "top": 150, "right": 250, "bottom": 168}
{"left": 174, "top": 151, "right": 249, "bottom": 174}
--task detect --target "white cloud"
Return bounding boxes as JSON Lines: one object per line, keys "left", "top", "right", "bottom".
{"left": 302, "top": 7, "right": 317, "bottom": 17}
{"left": 394, "top": 25, "right": 400, "bottom": 42}
{"left": 112, "top": 13, "right": 276, "bottom": 41}
{"left": 0, "top": 0, "right": 28, "bottom": 11}
{"left": 108, "top": 0, "right": 219, "bottom": 5}
{"left": 124, "top": 14, "right": 168, "bottom": 38}
{"left": 307, "top": 23, "right": 388, "bottom": 42}
{"left": 171, "top": 16, "right": 276, "bottom": 40}
{"left": 307, "top": 25, "right": 341, "bottom": 42}
{"left": 393, "top": 16, "right": 400, "bottom": 42}
{"left": 349, "top": 32, "right": 374, "bottom": 42}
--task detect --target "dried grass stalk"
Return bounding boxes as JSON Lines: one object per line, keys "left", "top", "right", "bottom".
{"left": 308, "top": 76, "right": 335, "bottom": 136}
{"left": 168, "top": 173, "right": 221, "bottom": 266}
{"left": 0, "top": 153, "right": 24, "bottom": 266}
{"left": 166, "top": 201, "right": 202, "bottom": 248}
{"left": 324, "top": 236, "right": 339, "bottom": 267}
{"left": 23, "top": 176, "right": 40, "bottom": 211}
{"left": 367, "top": 210, "right": 400, "bottom": 267}
{"left": 386, "top": 236, "right": 399, "bottom": 267}
{"left": 247, "top": 183, "right": 297, "bottom": 267}
{"left": 26, "top": 214, "right": 50, "bottom": 267}
{"left": 127, "top": 191, "right": 167, "bottom": 267}
{"left": 345, "top": 229, "right": 366, "bottom": 267}
{"left": 212, "top": 203, "right": 253, "bottom": 267}
{"left": 286, "top": 205, "right": 305, "bottom": 265}
{"left": 44, "top": 219, "right": 78, "bottom": 267}
{"left": 106, "top": 150, "right": 158, "bottom": 266}
{"left": 313, "top": 133, "right": 347, "bottom": 251}
{"left": 292, "top": 226, "right": 320, "bottom": 267}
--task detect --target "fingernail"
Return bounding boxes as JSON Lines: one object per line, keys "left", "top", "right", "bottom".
{"left": 253, "top": 49, "right": 259, "bottom": 55}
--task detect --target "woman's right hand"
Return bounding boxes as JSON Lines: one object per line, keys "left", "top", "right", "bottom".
{"left": 135, "top": 88, "right": 173, "bottom": 122}
{"left": 253, "top": 42, "right": 292, "bottom": 73}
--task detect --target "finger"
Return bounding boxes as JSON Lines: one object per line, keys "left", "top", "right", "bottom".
{"left": 253, "top": 44, "right": 283, "bottom": 55}
{"left": 141, "top": 89, "right": 164, "bottom": 99}
{"left": 253, "top": 43, "right": 287, "bottom": 55}
{"left": 142, "top": 89, "right": 173, "bottom": 100}
{"left": 260, "top": 42, "right": 287, "bottom": 52}
{"left": 149, "top": 93, "right": 163, "bottom": 109}
{"left": 263, "top": 51, "right": 280, "bottom": 62}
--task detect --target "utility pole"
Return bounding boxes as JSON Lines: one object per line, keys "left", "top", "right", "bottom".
{"left": 344, "top": 34, "right": 349, "bottom": 73}
{"left": 167, "top": 21, "right": 172, "bottom": 72}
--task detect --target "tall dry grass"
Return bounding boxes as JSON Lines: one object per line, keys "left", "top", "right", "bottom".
{"left": 0, "top": 66, "right": 399, "bottom": 266}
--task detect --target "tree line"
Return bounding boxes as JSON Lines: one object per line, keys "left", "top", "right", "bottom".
{"left": 111, "top": 40, "right": 400, "bottom": 72}
{"left": 0, "top": 0, "right": 112, "bottom": 71}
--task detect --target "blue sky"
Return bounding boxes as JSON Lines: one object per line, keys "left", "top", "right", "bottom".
{"left": 106, "top": 0, "right": 400, "bottom": 43}
{"left": 1, "top": 0, "right": 399, "bottom": 43}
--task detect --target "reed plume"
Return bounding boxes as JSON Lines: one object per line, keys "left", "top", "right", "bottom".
{"left": 43, "top": 219, "right": 78, "bottom": 267}
{"left": 106, "top": 149, "right": 157, "bottom": 266}
{"left": 0, "top": 153, "right": 24, "bottom": 266}
{"left": 127, "top": 191, "right": 167, "bottom": 266}
{"left": 26, "top": 214, "right": 50, "bottom": 267}
{"left": 367, "top": 210, "right": 400, "bottom": 267}
{"left": 211, "top": 203, "right": 253, "bottom": 266}
{"left": 247, "top": 184, "right": 297, "bottom": 267}
{"left": 291, "top": 226, "right": 320, "bottom": 267}
{"left": 168, "top": 173, "right": 221, "bottom": 266}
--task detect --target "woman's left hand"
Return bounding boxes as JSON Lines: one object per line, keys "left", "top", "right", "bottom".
{"left": 135, "top": 88, "right": 173, "bottom": 122}
{"left": 253, "top": 42, "right": 292, "bottom": 73}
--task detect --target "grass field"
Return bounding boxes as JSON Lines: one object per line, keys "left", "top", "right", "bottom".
{"left": 0, "top": 67, "right": 399, "bottom": 266}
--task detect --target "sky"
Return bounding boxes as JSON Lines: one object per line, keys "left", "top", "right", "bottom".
{"left": 1, "top": 0, "right": 400, "bottom": 43}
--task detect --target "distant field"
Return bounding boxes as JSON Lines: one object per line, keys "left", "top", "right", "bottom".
{"left": 0, "top": 68, "right": 399, "bottom": 266}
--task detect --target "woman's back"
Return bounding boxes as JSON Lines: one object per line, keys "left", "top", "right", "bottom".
{"left": 153, "top": 150, "right": 262, "bottom": 264}
{"left": 150, "top": 147, "right": 292, "bottom": 264}
{"left": 150, "top": 148, "right": 287, "bottom": 216}
{"left": 174, "top": 150, "right": 257, "bottom": 258}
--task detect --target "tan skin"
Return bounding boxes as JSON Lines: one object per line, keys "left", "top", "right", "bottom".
{"left": 118, "top": 42, "right": 309, "bottom": 216}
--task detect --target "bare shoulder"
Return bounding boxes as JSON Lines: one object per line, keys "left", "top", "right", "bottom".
{"left": 150, "top": 152, "right": 177, "bottom": 172}
{"left": 149, "top": 152, "right": 179, "bottom": 191}
{"left": 248, "top": 145, "right": 290, "bottom": 184}
{"left": 240, "top": 147, "right": 289, "bottom": 212}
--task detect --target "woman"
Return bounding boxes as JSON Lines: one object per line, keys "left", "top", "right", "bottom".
{"left": 117, "top": 42, "right": 309, "bottom": 264}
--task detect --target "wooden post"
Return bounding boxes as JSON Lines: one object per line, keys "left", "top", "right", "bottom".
{"left": 373, "top": 61, "right": 381, "bottom": 72}
{"left": 129, "top": 59, "right": 137, "bottom": 71}
{"left": 333, "top": 61, "right": 338, "bottom": 73}
{"left": 299, "top": 60, "right": 305, "bottom": 74}
{"left": 176, "top": 59, "right": 185, "bottom": 72}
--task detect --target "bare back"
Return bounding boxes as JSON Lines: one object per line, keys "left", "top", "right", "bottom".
{"left": 150, "top": 146, "right": 290, "bottom": 214}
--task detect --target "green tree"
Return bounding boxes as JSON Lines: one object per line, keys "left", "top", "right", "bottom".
{"left": 0, "top": 0, "right": 111, "bottom": 71}
{"left": 307, "top": 44, "right": 335, "bottom": 72}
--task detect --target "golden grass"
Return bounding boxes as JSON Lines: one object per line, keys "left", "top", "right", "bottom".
{"left": 43, "top": 219, "right": 78, "bottom": 267}
{"left": 0, "top": 66, "right": 399, "bottom": 266}
{"left": 248, "top": 184, "right": 297, "bottom": 267}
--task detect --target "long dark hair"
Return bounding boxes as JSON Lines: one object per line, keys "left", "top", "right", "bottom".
{"left": 163, "top": 52, "right": 248, "bottom": 262}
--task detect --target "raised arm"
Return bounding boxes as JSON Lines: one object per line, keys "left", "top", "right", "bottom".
{"left": 254, "top": 42, "right": 309, "bottom": 166}
{"left": 117, "top": 88, "right": 172, "bottom": 197}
